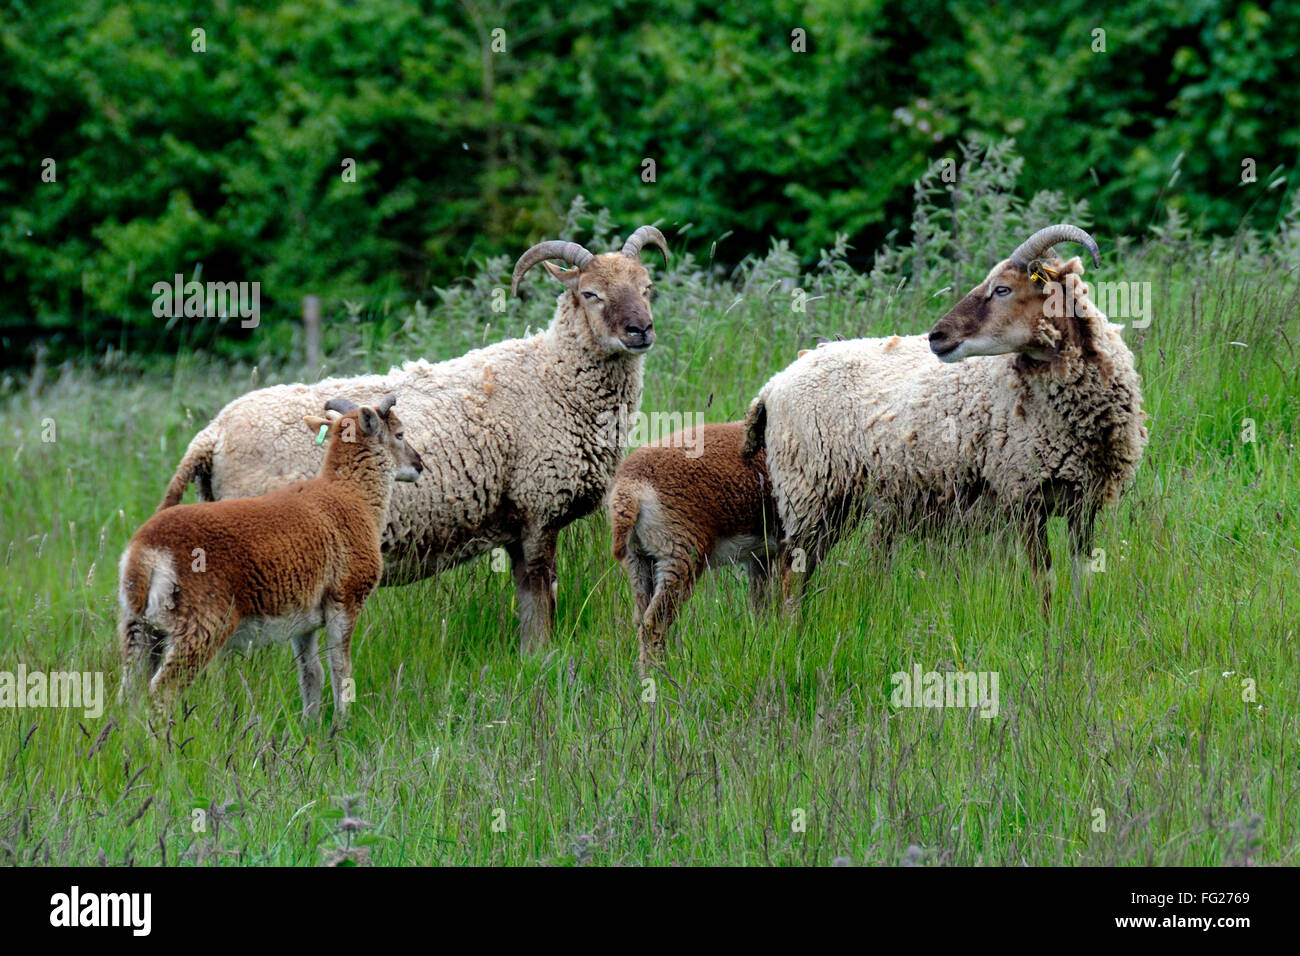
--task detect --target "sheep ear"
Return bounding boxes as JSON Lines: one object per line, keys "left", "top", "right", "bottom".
{"left": 542, "top": 260, "right": 582, "bottom": 287}
{"left": 1027, "top": 260, "right": 1060, "bottom": 289}
{"left": 304, "top": 415, "right": 334, "bottom": 444}
{"left": 358, "top": 406, "right": 381, "bottom": 437}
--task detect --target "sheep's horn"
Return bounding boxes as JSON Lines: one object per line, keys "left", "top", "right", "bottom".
{"left": 812, "top": 333, "right": 846, "bottom": 344}
{"left": 620, "top": 225, "right": 669, "bottom": 266}
{"left": 1010, "top": 224, "right": 1100, "bottom": 269}
{"left": 511, "top": 240, "right": 594, "bottom": 296}
{"left": 376, "top": 393, "right": 397, "bottom": 418}
{"left": 325, "top": 397, "right": 359, "bottom": 414}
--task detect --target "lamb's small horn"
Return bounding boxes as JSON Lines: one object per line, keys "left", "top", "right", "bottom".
{"left": 325, "top": 397, "right": 359, "bottom": 414}
{"left": 511, "top": 240, "right": 595, "bottom": 296}
{"left": 620, "top": 225, "right": 669, "bottom": 266}
{"left": 377, "top": 393, "right": 397, "bottom": 418}
{"left": 1010, "top": 224, "right": 1100, "bottom": 269}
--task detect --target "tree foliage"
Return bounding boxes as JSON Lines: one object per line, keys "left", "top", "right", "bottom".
{"left": 2, "top": 0, "right": 1297, "bottom": 357}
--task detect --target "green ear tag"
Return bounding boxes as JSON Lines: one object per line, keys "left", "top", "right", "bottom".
{"left": 315, "top": 424, "right": 328, "bottom": 445}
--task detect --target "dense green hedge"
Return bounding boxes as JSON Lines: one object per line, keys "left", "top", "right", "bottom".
{"left": 2, "top": 0, "right": 1297, "bottom": 356}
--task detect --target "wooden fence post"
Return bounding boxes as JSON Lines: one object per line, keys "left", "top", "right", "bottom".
{"left": 303, "top": 295, "right": 322, "bottom": 370}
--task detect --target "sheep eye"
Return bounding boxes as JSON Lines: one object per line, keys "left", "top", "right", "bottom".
{"left": 994, "top": 286, "right": 1013, "bottom": 297}
{"left": 582, "top": 291, "right": 600, "bottom": 302}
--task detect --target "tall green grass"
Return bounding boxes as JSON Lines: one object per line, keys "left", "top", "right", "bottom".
{"left": 2, "top": 157, "right": 1297, "bottom": 865}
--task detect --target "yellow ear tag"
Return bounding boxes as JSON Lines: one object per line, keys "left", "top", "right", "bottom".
{"left": 315, "top": 424, "right": 328, "bottom": 445}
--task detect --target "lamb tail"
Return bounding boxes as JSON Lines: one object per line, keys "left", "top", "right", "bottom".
{"left": 609, "top": 485, "right": 640, "bottom": 563}
{"left": 118, "top": 544, "right": 152, "bottom": 619}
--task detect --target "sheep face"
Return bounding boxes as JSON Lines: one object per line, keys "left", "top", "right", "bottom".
{"left": 544, "top": 253, "right": 656, "bottom": 355}
{"left": 928, "top": 259, "right": 1057, "bottom": 364}
{"left": 311, "top": 399, "right": 425, "bottom": 483}
{"left": 371, "top": 407, "right": 425, "bottom": 483}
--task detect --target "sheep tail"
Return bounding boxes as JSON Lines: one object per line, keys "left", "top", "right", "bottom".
{"left": 608, "top": 484, "right": 640, "bottom": 563}
{"left": 157, "top": 424, "right": 218, "bottom": 511}
{"left": 118, "top": 546, "right": 152, "bottom": 619}
{"left": 741, "top": 397, "right": 767, "bottom": 461}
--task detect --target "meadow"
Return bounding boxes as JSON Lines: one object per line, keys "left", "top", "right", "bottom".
{"left": 2, "top": 178, "right": 1297, "bottom": 866}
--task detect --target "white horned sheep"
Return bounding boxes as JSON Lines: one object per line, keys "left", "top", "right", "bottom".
{"left": 608, "top": 422, "right": 780, "bottom": 671}
{"left": 119, "top": 395, "right": 424, "bottom": 720}
{"left": 742, "top": 224, "right": 1148, "bottom": 613}
{"left": 158, "top": 226, "right": 669, "bottom": 651}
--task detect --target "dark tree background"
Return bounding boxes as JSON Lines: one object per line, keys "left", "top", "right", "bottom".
{"left": 2, "top": 0, "right": 1296, "bottom": 361}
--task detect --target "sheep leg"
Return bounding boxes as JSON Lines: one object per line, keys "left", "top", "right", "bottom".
{"left": 1067, "top": 503, "right": 1099, "bottom": 609}
{"left": 291, "top": 629, "right": 325, "bottom": 722}
{"left": 325, "top": 607, "right": 358, "bottom": 722}
{"left": 746, "top": 552, "right": 777, "bottom": 612}
{"left": 779, "top": 543, "right": 805, "bottom": 615}
{"left": 624, "top": 551, "right": 656, "bottom": 625}
{"left": 779, "top": 532, "right": 829, "bottom": 616}
{"left": 1023, "top": 512, "right": 1052, "bottom": 619}
{"left": 118, "top": 618, "right": 163, "bottom": 703}
{"left": 148, "top": 615, "right": 232, "bottom": 717}
{"left": 638, "top": 555, "right": 699, "bottom": 673}
{"left": 867, "top": 514, "right": 898, "bottom": 560}
{"left": 510, "top": 528, "right": 558, "bottom": 654}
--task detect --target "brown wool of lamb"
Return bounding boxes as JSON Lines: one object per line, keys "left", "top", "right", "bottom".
{"left": 118, "top": 397, "right": 423, "bottom": 721}
{"left": 609, "top": 422, "right": 780, "bottom": 671}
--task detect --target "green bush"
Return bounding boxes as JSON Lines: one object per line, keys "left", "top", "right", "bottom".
{"left": 3, "top": 0, "right": 1299, "bottom": 361}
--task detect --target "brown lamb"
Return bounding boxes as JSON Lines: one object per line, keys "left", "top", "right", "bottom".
{"left": 609, "top": 422, "right": 781, "bottom": 671}
{"left": 117, "top": 394, "right": 423, "bottom": 721}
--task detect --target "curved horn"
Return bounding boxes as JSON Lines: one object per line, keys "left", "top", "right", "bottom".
{"left": 325, "top": 397, "right": 359, "bottom": 415}
{"left": 511, "top": 240, "right": 594, "bottom": 296}
{"left": 377, "top": 393, "right": 397, "bottom": 418}
{"left": 620, "top": 225, "right": 669, "bottom": 266}
{"left": 1010, "top": 224, "right": 1100, "bottom": 269}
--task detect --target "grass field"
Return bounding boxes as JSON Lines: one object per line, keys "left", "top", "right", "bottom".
{"left": 2, "top": 216, "right": 1297, "bottom": 866}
